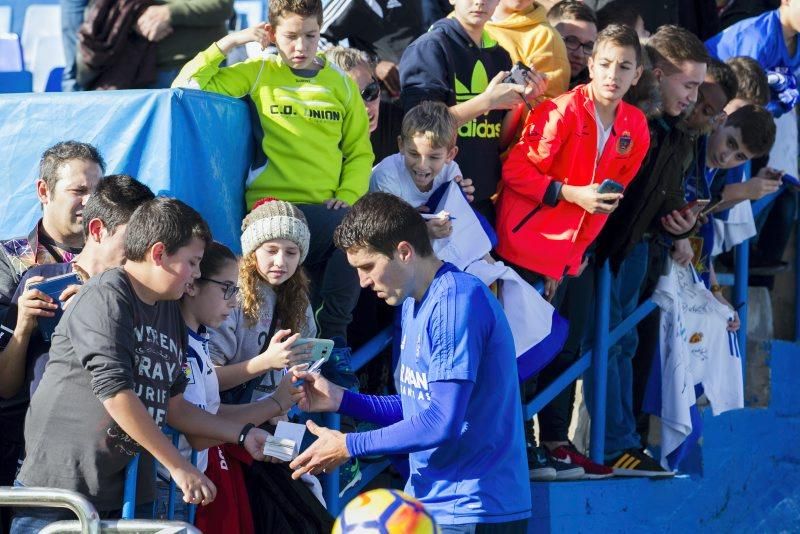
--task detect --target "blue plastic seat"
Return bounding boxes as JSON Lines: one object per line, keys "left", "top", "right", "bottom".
{"left": 0, "top": 70, "right": 32, "bottom": 92}
{"left": 44, "top": 66, "right": 63, "bottom": 92}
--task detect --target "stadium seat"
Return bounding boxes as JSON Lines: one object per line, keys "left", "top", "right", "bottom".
{"left": 0, "top": 32, "right": 23, "bottom": 72}
{"left": 44, "top": 66, "right": 63, "bottom": 91}
{"left": 21, "top": 4, "right": 61, "bottom": 69}
{"left": 234, "top": 0, "right": 262, "bottom": 27}
{"left": 28, "top": 34, "right": 64, "bottom": 91}
{"left": 0, "top": 6, "right": 11, "bottom": 34}
{"left": 0, "top": 70, "right": 32, "bottom": 92}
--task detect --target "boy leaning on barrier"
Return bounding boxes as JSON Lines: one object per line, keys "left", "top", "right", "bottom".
{"left": 495, "top": 23, "right": 649, "bottom": 481}
{"left": 11, "top": 198, "right": 273, "bottom": 533}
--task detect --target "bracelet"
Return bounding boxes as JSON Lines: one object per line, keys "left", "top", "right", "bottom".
{"left": 237, "top": 423, "right": 255, "bottom": 446}
{"left": 710, "top": 284, "right": 722, "bottom": 294}
{"left": 268, "top": 395, "right": 285, "bottom": 413}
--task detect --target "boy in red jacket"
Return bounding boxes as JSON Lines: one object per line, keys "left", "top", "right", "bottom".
{"left": 497, "top": 23, "right": 648, "bottom": 294}
{"left": 495, "top": 24, "right": 649, "bottom": 480}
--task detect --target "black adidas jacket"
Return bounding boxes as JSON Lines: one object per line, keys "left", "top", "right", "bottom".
{"left": 399, "top": 17, "right": 512, "bottom": 205}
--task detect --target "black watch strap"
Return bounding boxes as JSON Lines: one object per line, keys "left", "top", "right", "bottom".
{"left": 238, "top": 423, "right": 256, "bottom": 446}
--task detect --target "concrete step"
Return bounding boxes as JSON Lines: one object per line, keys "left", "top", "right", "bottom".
{"left": 527, "top": 341, "right": 800, "bottom": 533}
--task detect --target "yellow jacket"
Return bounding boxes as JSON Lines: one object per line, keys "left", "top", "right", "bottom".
{"left": 486, "top": 4, "right": 570, "bottom": 101}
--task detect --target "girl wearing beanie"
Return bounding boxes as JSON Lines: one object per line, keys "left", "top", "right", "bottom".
{"left": 209, "top": 197, "right": 316, "bottom": 404}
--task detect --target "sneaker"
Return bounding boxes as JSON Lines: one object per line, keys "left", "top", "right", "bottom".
{"left": 528, "top": 446, "right": 557, "bottom": 481}
{"left": 606, "top": 448, "right": 675, "bottom": 477}
{"left": 549, "top": 443, "right": 614, "bottom": 480}
{"left": 528, "top": 446, "right": 584, "bottom": 481}
{"left": 338, "top": 458, "right": 363, "bottom": 497}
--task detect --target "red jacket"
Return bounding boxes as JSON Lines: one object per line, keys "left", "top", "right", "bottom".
{"left": 496, "top": 84, "right": 649, "bottom": 279}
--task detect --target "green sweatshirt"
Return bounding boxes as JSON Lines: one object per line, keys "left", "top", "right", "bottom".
{"left": 174, "top": 44, "right": 373, "bottom": 209}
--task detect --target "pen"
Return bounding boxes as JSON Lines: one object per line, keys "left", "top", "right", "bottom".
{"left": 421, "top": 214, "right": 457, "bottom": 221}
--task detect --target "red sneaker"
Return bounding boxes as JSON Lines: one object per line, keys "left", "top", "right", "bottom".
{"left": 549, "top": 443, "right": 614, "bottom": 480}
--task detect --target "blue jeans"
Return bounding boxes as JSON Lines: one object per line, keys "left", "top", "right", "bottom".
{"left": 11, "top": 481, "right": 154, "bottom": 533}
{"left": 60, "top": 0, "right": 88, "bottom": 91}
{"left": 584, "top": 242, "right": 649, "bottom": 459}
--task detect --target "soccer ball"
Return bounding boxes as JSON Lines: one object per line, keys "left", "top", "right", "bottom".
{"left": 333, "top": 488, "right": 438, "bottom": 534}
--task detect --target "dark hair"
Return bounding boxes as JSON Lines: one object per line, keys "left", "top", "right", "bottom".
{"left": 547, "top": 0, "right": 597, "bottom": 26}
{"left": 333, "top": 192, "right": 433, "bottom": 258}
{"left": 706, "top": 58, "right": 738, "bottom": 103}
{"left": 596, "top": 0, "right": 641, "bottom": 31}
{"left": 199, "top": 241, "right": 237, "bottom": 280}
{"left": 39, "top": 141, "right": 106, "bottom": 191}
{"left": 623, "top": 48, "right": 662, "bottom": 119}
{"left": 269, "top": 0, "right": 322, "bottom": 25}
{"left": 125, "top": 197, "right": 212, "bottom": 261}
{"left": 81, "top": 175, "right": 154, "bottom": 236}
{"left": 726, "top": 56, "right": 770, "bottom": 106}
{"left": 645, "top": 25, "right": 709, "bottom": 73}
{"left": 725, "top": 105, "right": 776, "bottom": 158}
{"left": 594, "top": 23, "right": 642, "bottom": 65}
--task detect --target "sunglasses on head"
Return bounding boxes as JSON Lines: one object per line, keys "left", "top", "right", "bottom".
{"left": 361, "top": 78, "right": 381, "bottom": 102}
{"left": 199, "top": 277, "right": 240, "bottom": 300}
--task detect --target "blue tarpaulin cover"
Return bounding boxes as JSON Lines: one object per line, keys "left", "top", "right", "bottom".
{"left": 0, "top": 88, "right": 252, "bottom": 251}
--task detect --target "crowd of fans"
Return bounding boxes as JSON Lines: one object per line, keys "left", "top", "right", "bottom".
{"left": 0, "top": 0, "right": 796, "bottom": 532}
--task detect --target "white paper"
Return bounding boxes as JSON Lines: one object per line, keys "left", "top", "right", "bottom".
{"left": 430, "top": 182, "right": 492, "bottom": 269}
{"left": 275, "top": 420, "right": 306, "bottom": 457}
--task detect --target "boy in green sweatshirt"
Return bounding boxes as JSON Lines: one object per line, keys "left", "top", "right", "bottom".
{"left": 174, "top": 0, "right": 373, "bottom": 342}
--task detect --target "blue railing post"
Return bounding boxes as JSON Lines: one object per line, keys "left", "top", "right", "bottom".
{"left": 589, "top": 261, "right": 611, "bottom": 464}
{"left": 733, "top": 242, "right": 749, "bottom": 373}
{"left": 322, "top": 412, "right": 342, "bottom": 516}
{"left": 121, "top": 454, "right": 140, "bottom": 519}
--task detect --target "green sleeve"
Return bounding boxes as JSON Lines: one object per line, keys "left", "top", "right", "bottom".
{"left": 172, "top": 43, "right": 259, "bottom": 98}
{"left": 163, "top": 0, "right": 234, "bottom": 27}
{"left": 336, "top": 76, "right": 374, "bottom": 204}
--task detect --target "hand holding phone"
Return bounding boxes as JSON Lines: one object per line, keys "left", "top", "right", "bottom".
{"left": 596, "top": 179, "right": 624, "bottom": 205}
{"left": 25, "top": 272, "right": 83, "bottom": 342}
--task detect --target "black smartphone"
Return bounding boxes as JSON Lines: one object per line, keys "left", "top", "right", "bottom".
{"left": 597, "top": 179, "right": 624, "bottom": 204}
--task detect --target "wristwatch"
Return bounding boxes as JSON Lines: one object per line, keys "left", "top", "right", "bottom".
{"left": 238, "top": 423, "right": 255, "bottom": 446}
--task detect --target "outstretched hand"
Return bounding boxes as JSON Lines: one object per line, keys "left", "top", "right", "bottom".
{"left": 289, "top": 420, "right": 350, "bottom": 479}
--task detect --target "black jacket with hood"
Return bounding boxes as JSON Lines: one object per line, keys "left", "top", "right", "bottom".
{"left": 399, "top": 17, "right": 512, "bottom": 205}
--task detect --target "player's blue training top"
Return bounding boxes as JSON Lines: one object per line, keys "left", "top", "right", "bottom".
{"left": 341, "top": 262, "right": 531, "bottom": 526}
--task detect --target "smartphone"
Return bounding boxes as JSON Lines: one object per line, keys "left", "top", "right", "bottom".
{"left": 503, "top": 62, "right": 532, "bottom": 85}
{"left": 597, "top": 179, "right": 624, "bottom": 195}
{"left": 679, "top": 199, "right": 710, "bottom": 218}
{"left": 597, "top": 179, "right": 624, "bottom": 204}
{"left": 26, "top": 272, "right": 82, "bottom": 342}
{"left": 27, "top": 272, "right": 82, "bottom": 307}
{"left": 293, "top": 340, "right": 333, "bottom": 387}
{"left": 293, "top": 337, "right": 334, "bottom": 364}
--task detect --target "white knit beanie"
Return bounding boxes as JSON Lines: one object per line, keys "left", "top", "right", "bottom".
{"left": 240, "top": 198, "right": 310, "bottom": 261}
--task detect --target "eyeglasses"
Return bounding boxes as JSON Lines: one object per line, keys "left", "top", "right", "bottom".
{"left": 361, "top": 78, "right": 381, "bottom": 102}
{"left": 563, "top": 35, "right": 594, "bottom": 56}
{"left": 199, "top": 278, "right": 240, "bottom": 300}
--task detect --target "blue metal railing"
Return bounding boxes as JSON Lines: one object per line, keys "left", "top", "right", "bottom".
{"left": 122, "top": 183, "right": 799, "bottom": 520}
